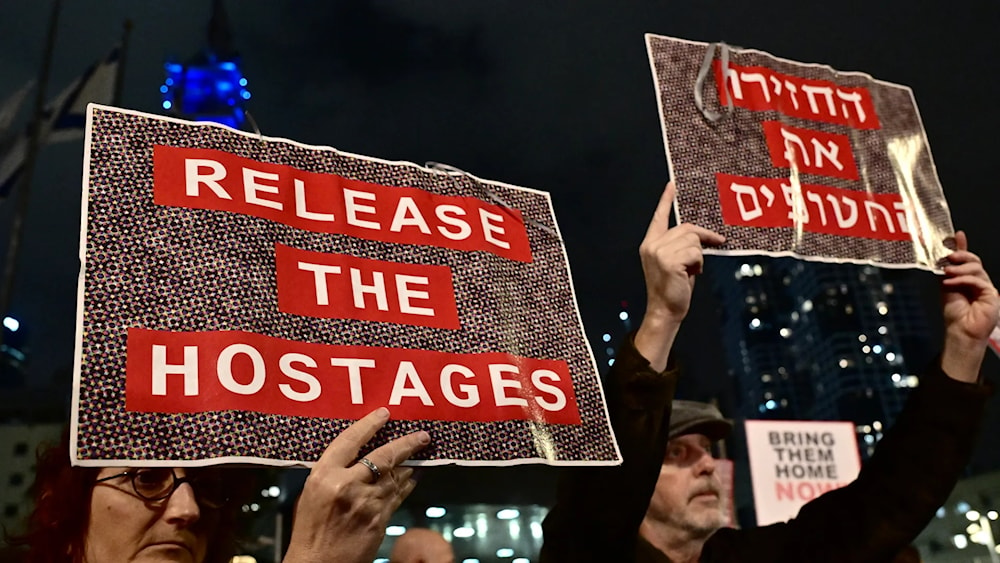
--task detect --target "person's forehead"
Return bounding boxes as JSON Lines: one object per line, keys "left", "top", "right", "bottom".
{"left": 670, "top": 433, "right": 712, "bottom": 447}
{"left": 94, "top": 466, "right": 191, "bottom": 476}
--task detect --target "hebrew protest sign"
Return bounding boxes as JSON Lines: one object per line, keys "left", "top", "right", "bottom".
{"left": 745, "top": 420, "right": 860, "bottom": 525}
{"left": 646, "top": 34, "right": 954, "bottom": 270}
{"left": 71, "top": 105, "right": 619, "bottom": 467}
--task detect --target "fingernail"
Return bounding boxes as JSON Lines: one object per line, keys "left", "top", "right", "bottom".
{"left": 375, "top": 407, "right": 390, "bottom": 420}
{"left": 418, "top": 431, "right": 430, "bottom": 444}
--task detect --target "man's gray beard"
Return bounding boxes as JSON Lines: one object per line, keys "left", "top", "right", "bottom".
{"left": 669, "top": 510, "right": 725, "bottom": 540}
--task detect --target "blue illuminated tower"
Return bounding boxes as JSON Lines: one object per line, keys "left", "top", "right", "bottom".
{"left": 160, "top": 0, "right": 251, "bottom": 129}
{"left": 706, "top": 256, "right": 933, "bottom": 460}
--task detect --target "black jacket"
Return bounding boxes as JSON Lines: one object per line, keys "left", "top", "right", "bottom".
{"left": 540, "top": 336, "right": 990, "bottom": 562}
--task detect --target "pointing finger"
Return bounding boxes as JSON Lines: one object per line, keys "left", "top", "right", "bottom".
{"left": 318, "top": 407, "right": 391, "bottom": 467}
{"left": 645, "top": 182, "right": 677, "bottom": 240}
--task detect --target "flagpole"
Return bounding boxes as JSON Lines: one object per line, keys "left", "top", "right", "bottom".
{"left": 0, "top": 0, "right": 63, "bottom": 345}
{"left": 113, "top": 19, "right": 132, "bottom": 106}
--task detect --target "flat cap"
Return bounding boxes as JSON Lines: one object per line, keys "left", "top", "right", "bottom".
{"left": 668, "top": 400, "right": 733, "bottom": 441}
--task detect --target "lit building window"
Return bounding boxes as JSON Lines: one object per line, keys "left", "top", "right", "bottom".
{"left": 497, "top": 508, "right": 520, "bottom": 520}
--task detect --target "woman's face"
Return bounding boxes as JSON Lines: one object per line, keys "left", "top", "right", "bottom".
{"left": 83, "top": 467, "right": 220, "bottom": 563}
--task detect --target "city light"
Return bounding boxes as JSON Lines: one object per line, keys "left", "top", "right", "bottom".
{"left": 425, "top": 506, "right": 446, "bottom": 518}
{"left": 453, "top": 527, "right": 475, "bottom": 538}
{"left": 497, "top": 508, "right": 520, "bottom": 520}
{"left": 530, "top": 520, "right": 543, "bottom": 540}
{"left": 2, "top": 316, "right": 19, "bottom": 332}
{"left": 496, "top": 548, "right": 515, "bottom": 557}
{"left": 952, "top": 534, "right": 968, "bottom": 549}
{"left": 386, "top": 526, "right": 406, "bottom": 536}
{"left": 749, "top": 318, "right": 761, "bottom": 329}
{"left": 268, "top": 486, "right": 280, "bottom": 497}
{"left": 619, "top": 311, "right": 629, "bottom": 321}
{"left": 602, "top": 333, "right": 611, "bottom": 342}
{"left": 966, "top": 510, "right": 981, "bottom": 521}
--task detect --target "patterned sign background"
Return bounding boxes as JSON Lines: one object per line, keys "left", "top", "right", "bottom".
{"left": 71, "top": 105, "right": 618, "bottom": 466}
{"left": 647, "top": 34, "right": 954, "bottom": 270}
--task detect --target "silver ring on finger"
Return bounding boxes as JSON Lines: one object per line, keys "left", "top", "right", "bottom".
{"left": 357, "top": 457, "right": 382, "bottom": 483}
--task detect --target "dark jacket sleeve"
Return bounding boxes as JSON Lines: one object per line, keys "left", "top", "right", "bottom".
{"left": 703, "top": 359, "right": 992, "bottom": 563}
{"left": 539, "top": 334, "right": 678, "bottom": 563}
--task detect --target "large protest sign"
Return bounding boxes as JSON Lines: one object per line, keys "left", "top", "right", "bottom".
{"left": 646, "top": 34, "right": 953, "bottom": 270}
{"left": 744, "top": 420, "right": 860, "bottom": 525}
{"left": 71, "top": 105, "right": 619, "bottom": 467}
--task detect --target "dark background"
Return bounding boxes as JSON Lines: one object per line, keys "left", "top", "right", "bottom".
{"left": 1, "top": 0, "right": 998, "bottom": 502}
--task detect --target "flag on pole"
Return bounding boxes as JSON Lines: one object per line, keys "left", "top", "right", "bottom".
{"left": 0, "top": 46, "right": 120, "bottom": 199}
{"left": 0, "top": 81, "right": 35, "bottom": 136}
{"left": 46, "top": 46, "right": 121, "bottom": 143}
{"left": 0, "top": 133, "right": 28, "bottom": 200}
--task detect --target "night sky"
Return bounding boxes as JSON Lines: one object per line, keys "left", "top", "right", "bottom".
{"left": 1, "top": 1, "right": 998, "bottom": 468}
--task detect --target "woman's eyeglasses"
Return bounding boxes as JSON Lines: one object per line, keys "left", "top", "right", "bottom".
{"left": 95, "top": 468, "right": 230, "bottom": 509}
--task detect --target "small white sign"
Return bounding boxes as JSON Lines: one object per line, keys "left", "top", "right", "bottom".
{"left": 745, "top": 420, "right": 861, "bottom": 526}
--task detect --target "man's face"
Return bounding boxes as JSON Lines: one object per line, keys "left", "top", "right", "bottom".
{"left": 646, "top": 433, "right": 726, "bottom": 538}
